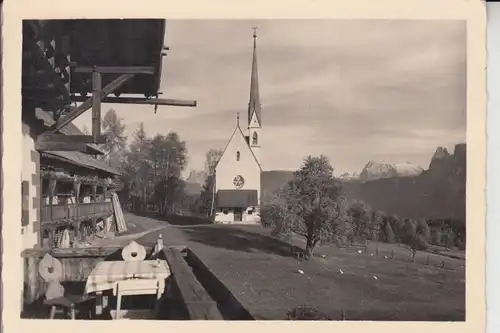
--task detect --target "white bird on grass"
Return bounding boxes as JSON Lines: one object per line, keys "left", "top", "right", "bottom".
{"left": 339, "top": 269, "right": 344, "bottom": 274}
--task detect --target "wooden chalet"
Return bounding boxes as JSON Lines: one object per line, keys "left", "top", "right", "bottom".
{"left": 21, "top": 19, "right": 197, "bottom": 251}
{"left": 32, "top": 109, "right": 121, "bottom": 249}
{"left": 18, "top": 20, "right": 255, "bottom": 322}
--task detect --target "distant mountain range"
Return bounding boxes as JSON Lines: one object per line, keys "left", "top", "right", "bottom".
{"left": 184, "top": 143, "right": 466, "bottom": 221}
{"left": 343, "top": 143, "right": 466, "bottom": 220}
{"left": 339, "top": 161, "right": 424, "bottom": 182}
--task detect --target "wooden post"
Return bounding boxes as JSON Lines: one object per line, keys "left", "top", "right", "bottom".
{"left": 74, "top": 181, "right": 81, "bottom": 203}
{"left": 92, "top": 184, "right": 97, "bottom": 203}
{"left": 25, "top": 254, "right": 41, "bottom": 304}
{"left": 425, "top": 255, "right": 430, "bottom": 265}
{"left": 102, "top": 184, "right": 107, "bottom": 201}
{"left": 92, "top": 68, "right": 102, "bottom": 143}
{"left": 48, "top": 176, "right": 57, "bottom": 206}
{"left": 391, "top": 249, "right": 395, "bottom": 260}
{"left": 47, "top": 225, "right": 54, "bottom": 249}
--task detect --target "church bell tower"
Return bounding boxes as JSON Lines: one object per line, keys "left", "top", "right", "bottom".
{"left": 248, "top": 27, "right": 262, "bottom": 165}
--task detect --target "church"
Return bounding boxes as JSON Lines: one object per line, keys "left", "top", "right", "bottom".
{"left": 213, "top": 29, "right": 263, "bottom": 224}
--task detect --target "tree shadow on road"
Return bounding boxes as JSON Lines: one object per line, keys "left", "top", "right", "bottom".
{"left": 179, "top": 224, "right": 303, "bottom": 258}
{"left": 163, "top": 213, "right": 213, "bottom": 226}
{"left": 128, "top": 210, "right": 212, "bottom": 226}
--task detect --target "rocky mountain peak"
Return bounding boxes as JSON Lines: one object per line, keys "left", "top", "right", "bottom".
{"left": 429, "top": 146, "right": 451, "bottom": 169}
{"left": 358, "top": 160, "right": 423, "bottom": 182}
{"left": 360, "top": 161, "right": 398, "bottom": 181}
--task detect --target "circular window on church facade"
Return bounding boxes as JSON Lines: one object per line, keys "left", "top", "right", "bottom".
{"left": 233, "top": 175, "right": 245, "bottom": 189}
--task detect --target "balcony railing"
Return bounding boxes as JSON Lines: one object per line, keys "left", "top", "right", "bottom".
{"left": 40, "top": 202, "right": 114, "bottom": 223}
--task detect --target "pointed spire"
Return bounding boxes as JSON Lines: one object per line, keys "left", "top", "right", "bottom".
{"left": 236, "top": 112, "right": 240, "bottom": 127}
{"left": 248, "top": 27, "right": 261, "bottom": 126}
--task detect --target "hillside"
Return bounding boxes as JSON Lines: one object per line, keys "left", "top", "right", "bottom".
{"left": 260, "top": 170, "right": 295, "bottom": 198}
{"left": 345, "top": 144, "right": 465, "bottom": 220}
{"left": 260, "top": 144, "right": 466, "bottom": 221}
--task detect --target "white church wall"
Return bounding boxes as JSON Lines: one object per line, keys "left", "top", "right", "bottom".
{"left": 214, "top": 207, "right": 261, "bottom": 224}
{"left": 215, "top": 130, "right": 261, "bottom": 202}
{"left": 214, "top": 208, "right": 235, "bottom": 223}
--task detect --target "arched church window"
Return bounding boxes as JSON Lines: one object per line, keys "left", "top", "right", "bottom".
{"left": 236, "top": 151, "right": 240, "bottom": 161}
{"left": 252, "top": 132, "right": 258, "bottom": 145}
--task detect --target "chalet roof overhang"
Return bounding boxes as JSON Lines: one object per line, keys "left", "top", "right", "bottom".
{"left": 23, "top": 19, "right": 197, "bottom": 152}
{"left": 35, "top": 109, "right": 104, "bottom": 155}
{"left": 40, "top": 150, "right": 120, "bottom": 176}
{"left": 216, "top": 189, "right": 258, "bottom": 208}
{"left": 23, "top": 19, "right": 166, "bottom": 98}
{"left": 34, "top": 109, "right": 120, "bottom": 176}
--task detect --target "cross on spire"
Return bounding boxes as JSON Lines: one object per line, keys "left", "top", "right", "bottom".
{"left": 237, "top": 112, "right": 240, "bottom": 126}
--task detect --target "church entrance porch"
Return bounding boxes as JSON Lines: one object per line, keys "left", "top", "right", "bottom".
{"left": 234, "top": 208, "right": 243, "bottom": 222}
{"left": 214, "top": 189, "right": 260, "bottom": 224}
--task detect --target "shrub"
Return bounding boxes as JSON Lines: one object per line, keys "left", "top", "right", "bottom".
{"left": 384, "top": 220, "right": 395, "bottom": 243}
{"left": 402, "top": 218, "right": 431, "bottom": 262}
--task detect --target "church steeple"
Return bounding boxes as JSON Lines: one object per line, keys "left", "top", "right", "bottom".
{"left": 247, "top": 27, "right": 262, "bottom": 165}
{"left": 248, "top": 27, "right": 262, "bottom": 127}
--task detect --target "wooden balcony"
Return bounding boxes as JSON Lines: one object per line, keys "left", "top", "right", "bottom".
{"left": 41, "top": 202, "right": 113, "bottom": 224}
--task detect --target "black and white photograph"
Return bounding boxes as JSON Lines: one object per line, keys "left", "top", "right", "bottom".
{"left": 1, "top": 0, "right": 486, "bottom": 330}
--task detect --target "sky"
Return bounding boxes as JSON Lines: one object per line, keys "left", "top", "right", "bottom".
{"left": 72, "top": 19, "right": 466, "bottom": 176}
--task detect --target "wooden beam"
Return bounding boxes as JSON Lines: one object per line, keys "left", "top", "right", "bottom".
{"left": 74, "top": 66, "right": 155, "bottom": 75}
{"left": 26, "top": 24, "right": 70, "bottom": 102}
{"left": 162, "top": 248, "right": 223, "bottom": 320}
{"left": 70, "top": 95, "right": 198, "bottom": 107}
{"left": 36, "top": 141, "right": 89, "bottom": 152}
{"left": 51, "top": 74, "right": 134, "bottom": 133}
{"left": 37, "top": 134, "right": 107, "bottom": 145}
{"left": 92, "top": 70, "right": 102, "bottom": 141}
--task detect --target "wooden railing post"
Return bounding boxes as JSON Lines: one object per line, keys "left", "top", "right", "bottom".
{"left": 74, "top": 181, "right": 81, "bottom": 203}
{"left": 48, "top": 176, "right": 57, "bottom": 221}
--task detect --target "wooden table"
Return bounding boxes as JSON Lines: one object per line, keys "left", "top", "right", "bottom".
{"left": 84, "top": 260, "right": 171, "bottom": 315}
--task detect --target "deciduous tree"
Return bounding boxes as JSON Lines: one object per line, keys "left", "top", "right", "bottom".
{"left": 101, "top": 109, "right": 127, "bottom": 170}
{"left": 402, "top": 218, "right": 431, "bottom": 262}
{"left": 383, "top": 215, "right": 395, "bottom": 243}
{"left": 347, "top": 201, "right": 372, "bottom": 243}
{"left": 196, "top": 148, "right": 223, "bottom": 218}
{"left": 204, "top": 148, "right": 223, "bottom": 176}
{"left": 265, "top": 155, "right": 349, "bottom": 258}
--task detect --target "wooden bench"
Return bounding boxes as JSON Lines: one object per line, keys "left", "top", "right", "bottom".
{"left": 162, "top": 248, "right": 222, "bottom": 320}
